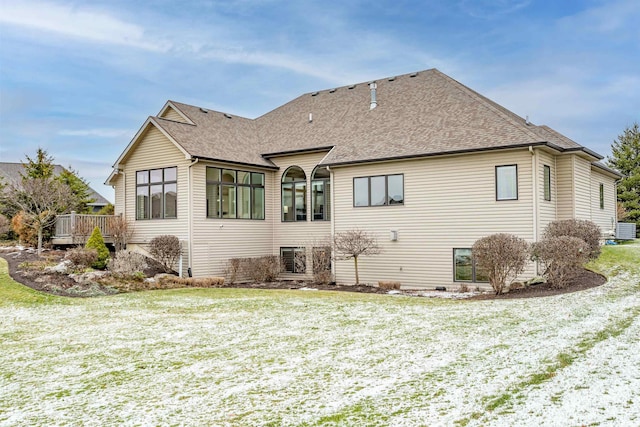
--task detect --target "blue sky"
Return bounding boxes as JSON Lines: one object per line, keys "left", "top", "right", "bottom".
{"left": 1, "top": 0, "right": 638, "bottom": 202}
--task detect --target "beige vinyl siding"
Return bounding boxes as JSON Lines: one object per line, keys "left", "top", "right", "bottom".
{"left": 590, "top": 169, "right": 617, "bottom": 236}
{"left": 537, "top": 150, "right": 557, "bottom": 238}
{"left": 120, "top": 125, "right": 190, "bottom": 248}
{"left": 112, "top": 174, "right": 125, "bottom": 216}
{"left": 270, "top": 152, "right": 332, "bottom": 279}
{"left": 574, "top": 156, "right": 592, "bottom": 219}
{"left": 159, "top": 106, "right": 188, "bottom": 123}
{"left": 332, "top": 149, "right": 535, "bottom": 289}
{"left": 188, "top": 162, "right": 274, "bottom": 278}
{"left": 556, "top": 155, "right": 574, "bottom": 220}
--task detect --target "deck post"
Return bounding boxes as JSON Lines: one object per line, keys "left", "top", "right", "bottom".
{"left": 70, "top": 211, "right": 76, "bottom": 236}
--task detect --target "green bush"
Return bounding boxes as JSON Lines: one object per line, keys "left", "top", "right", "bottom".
{"left": 85, "top": 226, "right": 110, "bottom": 269}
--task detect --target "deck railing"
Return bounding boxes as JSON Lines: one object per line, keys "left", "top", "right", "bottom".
{"left": 54, "top": 211, "right": 118, "bottom": 244}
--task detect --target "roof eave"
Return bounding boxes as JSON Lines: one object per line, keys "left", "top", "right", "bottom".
{"left": 262, "top": 146, "right": 334, "bottom": 159}
{"left": 191, "top": 155, "right": 279, "bottom": 170}
{"left": 321, "top": 142, "right": 551, "bottom": 167}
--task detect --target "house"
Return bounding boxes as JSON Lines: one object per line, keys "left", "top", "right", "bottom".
{"left": 0, "top": 162, "right": 111, "bottom": 213}
{"left": 106, "top": 69, "right": 620, "bottom": 289}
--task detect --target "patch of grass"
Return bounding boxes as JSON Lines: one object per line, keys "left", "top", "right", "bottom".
{"left": 0, "top": 258, "right": 65, "bottom": 306}
{"left": 587, "top": 240, "right": 640, "bottom": 276}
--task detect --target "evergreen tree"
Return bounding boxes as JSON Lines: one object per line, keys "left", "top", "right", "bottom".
{"left": 56, "top": 167, "right": 95, "bottom": 213}
{"left": 21, "top": 148, "right": 55, "bottom": 179}
{"left": 607, "top": 122, "right": 640, "bottom": 233}
{"left": 86, "top": 226, "right": 110, "bottom": 269}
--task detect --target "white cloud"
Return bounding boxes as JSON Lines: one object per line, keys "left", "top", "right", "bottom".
{"left": 0, "top": 1, "right": 167, "bottom": 51}
{"left": 58, "top": 128, "right": 131, "bottom": 138}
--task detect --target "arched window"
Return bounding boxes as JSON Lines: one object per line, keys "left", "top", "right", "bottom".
{"left": 311, "top": 166, "right": 330, "bottom": 221}
{"left": 282, "top": 166, "right": 307, "bottom": 221}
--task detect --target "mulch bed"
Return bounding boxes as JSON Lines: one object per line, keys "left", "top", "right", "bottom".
{"left": 1, "top": 247, "right": 606, "bottom": 299}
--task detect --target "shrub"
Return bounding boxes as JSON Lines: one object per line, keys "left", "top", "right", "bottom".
{"left": 157, "top": 275, "right": 225, "bottom": 288}
{"left": 378, "top": 281, "right": 401, "bottom": 290}
{"left": 224, "top": 258, "right": 242, "bottom": 284}
{"left": 108, "top": 250, "right": 148, "bottom": 277}
{"left": 312, "top": 246, "right": 334, "bottom": 285}
{"left": 65, "top": 247, "right": 98, "bottom": 270}
{"left": 148, "top": 235, "right": 182, "bottom": 273}
{"left": 543, "top": 219, "right": 601, "bottom": 260}
{"left": 533, "top": 236, "right": 590, "bottom": 288}
{"left": 85, "top": 226, "right": 110, "bottom": 269}
{"left": 472, "top": 233, "right": 530, "bottom": 295}
{"left": 108, "top": 215, "right": 134, "bottom": 252}
{"left": 11, "top": 211, "right": 38, "bottom": 247}
{"left": 225, "top": 255, "right": 281, "bottom": 282}
{"left": 248, "top": 255, "right": 281, "bottom": 282}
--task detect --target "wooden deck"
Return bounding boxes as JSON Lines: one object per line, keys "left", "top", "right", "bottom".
{"left": 52, "top": 212, "right": 116, "bottom": 245}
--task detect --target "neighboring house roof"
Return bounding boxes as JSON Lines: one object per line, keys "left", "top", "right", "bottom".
{"left": 0, "top": 162, "right": 110, "bottom": 207}
{"left": 113, "top": 68, "right": 612, "bottom": 176}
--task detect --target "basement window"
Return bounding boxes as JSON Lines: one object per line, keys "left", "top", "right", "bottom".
{"left": 453, "top": 248, "right": 489, "bottom": 282}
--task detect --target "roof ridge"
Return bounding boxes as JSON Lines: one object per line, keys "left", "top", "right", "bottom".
{"left": 431, "top": 70, "right": 548, "bottom": 143}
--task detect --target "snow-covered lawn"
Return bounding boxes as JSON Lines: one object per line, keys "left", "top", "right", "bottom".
{"left": 1, "top": 243, "right": 639, "bottom": 426}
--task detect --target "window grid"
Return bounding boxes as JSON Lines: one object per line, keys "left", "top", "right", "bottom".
{"left": 282, "top": 166, "right": 307, "bottom": 222}
{"left": 136, "top": 167, "right": 177, "bottom": 220}
{"left": 453, "top": 248, "right": 489, "bottom": 283}
{"left": 312, "top": 166, "right": 331, "bottom": 221}
{"left": 353, "top": 174, "right": 404, "bottom": 207}
{"left": 206, "top": 167, "right": 265, "bottom": 220}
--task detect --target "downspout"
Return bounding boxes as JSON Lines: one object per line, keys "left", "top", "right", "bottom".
{"left": 187, "top": 157, "right": 199, "bottom": 277}
{"left": 327, "top": 166, "right": 336, "bottom": 278}
{"left": 529, "top": 146, "right": 539, "bottom": 273}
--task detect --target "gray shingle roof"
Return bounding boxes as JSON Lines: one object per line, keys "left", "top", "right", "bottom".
{"left": 0, "top": 162, "right": 110, "bottom": 206}
{"left": 149, "top": 69, "right": 603, "bottom": 168}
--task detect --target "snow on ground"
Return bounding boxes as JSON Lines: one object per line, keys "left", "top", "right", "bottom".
{"left": 1, "top": 258, "right": 639, "bottom": 426}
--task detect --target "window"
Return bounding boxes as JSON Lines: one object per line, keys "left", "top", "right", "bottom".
{"left": 353, "top": 174, "right": 404, "bottom": 207}
{"left": 282, "top": 166, "right": 307, "bottom": 221}
{"left": 454, "top": 248, "right": 489, "bottom": 282}
{"left": 281, "top": 247, "right": 306, "bottom": 273}
{"left": 311, "top": 166, "right": 331, "bottom": 221}
{"left": 543, "top": 165, "right": 551, "bottom": 201}
{"left": 206, "top": 167, "right": 264, "bottom": 220}
{"left": 496, "top": 165, "right": 518, "bottom": 200}
{"left": 136, "top": 167, "right": 177, "bottom": 219}
{"left": 599, "top": 183, "right": 604, "bottom": 209}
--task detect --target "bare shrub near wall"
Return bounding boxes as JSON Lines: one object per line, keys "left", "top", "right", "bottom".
{"left": 378, "top": 281, "right": 401, "bottom": 290}
{"left": 157, "top": 276, "right": 225, "bottom": 288}
{"left": 543, "top": 219, "right": 601, "bottom": 260}
{"left": 224, "top": 258, "right": 242, "bottom": 284}
{"left": 65, "top": 247, "right": 98, "bottom": 270}
{"left": 148, "top": 235, "right": 182, "bottom": 273}
{"left": 227, "top": 256, "right": 282, "bottom": 282}
{"left": 472, "top": 233, "right": 530, "bottom": 295}
{"left": 248, "top": 255, "right": 281, "bottom": 282}
{"left": 72, "top": 217, "right": 94, "bottom": 247}
{"left": 532, "top": 236, "right": 590, "bottom": 289}
{"left": 108, "top": 250, "right": 148, "bottom": 277}
{"left": 312, "top": 246, "right": 333, "bottom": 285}
{"left": 108, "top": 215, "right": 134, "bottom": 252}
